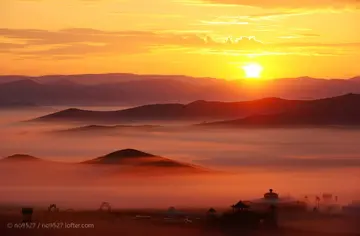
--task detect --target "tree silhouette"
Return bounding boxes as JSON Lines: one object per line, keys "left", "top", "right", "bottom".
{"left": 48, "top": 204, "right": 59, "bottom": 212}
{"left": 99, "top": 202, "right": 111, "bottom": 212}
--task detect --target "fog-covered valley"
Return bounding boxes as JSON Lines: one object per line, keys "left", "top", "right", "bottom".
{"left": 1, "top": 108, "right": 360, "bottom": 209}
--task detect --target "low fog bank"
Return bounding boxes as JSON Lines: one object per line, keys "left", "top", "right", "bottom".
{"left": 0, "top": 162, "right": 359, "bottom": 209}
{"left": 1, "top": 109, "right": 360, "bottom": 209}
{"left": 2, "top": 123, "right": 360, "bottom": 168}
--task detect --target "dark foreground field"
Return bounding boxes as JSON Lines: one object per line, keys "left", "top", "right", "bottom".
{"left": 0, "top": 208, "right": 359, "bottom": 236}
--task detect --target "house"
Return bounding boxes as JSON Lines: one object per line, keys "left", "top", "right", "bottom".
{"left": 231, "top": 201, "right": 250, "bottom": 212}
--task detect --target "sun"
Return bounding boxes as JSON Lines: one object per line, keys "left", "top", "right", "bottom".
{"left": 242, "top": 63, "right": 263, "bottom": 79}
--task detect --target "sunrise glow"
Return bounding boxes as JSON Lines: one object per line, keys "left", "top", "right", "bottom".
{"left": 1, "top": 0, "right": 360, "bottom": 79}
{"left": 242, "top": 63, "right": 263, "bottom": 79}
{"left": 1, "top": 1, "right": 360, "bottom": 234}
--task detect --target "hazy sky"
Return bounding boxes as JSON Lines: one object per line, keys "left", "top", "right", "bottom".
{"left": 1, "top": 0, "right": 360, "bottom": 79}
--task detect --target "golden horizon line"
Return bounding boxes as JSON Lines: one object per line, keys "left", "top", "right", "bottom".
{"left": 0, "top": 72, "right": 359, "bottom": 81}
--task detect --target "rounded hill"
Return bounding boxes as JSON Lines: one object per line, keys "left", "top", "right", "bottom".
{"left": 2, "top": 154, "right": 41, "bottom": 162}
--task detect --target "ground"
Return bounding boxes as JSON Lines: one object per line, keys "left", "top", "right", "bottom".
{"left": 0, "top": 208, "right": 359, "bottom": 236}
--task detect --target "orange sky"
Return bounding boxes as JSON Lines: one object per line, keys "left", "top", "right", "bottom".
{"left": 1, "top": 0, "right": 360, "bottom": 79}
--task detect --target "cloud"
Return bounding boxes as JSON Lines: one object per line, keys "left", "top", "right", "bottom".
{"left": 217, "top": 11, "right": 317, "bottom": 22}
{"left": 274, "top": 41, "right": 360, "bottom": 47}
{"left": 0, "top": 28, "right": 156, "bottom": 46}
{"left": 0, "top": 28, "right": 266, "bottom": 58}
{"left": 223, "top": 36, "right": 264, "bottom": 49}
{"left": 0, "top": 28, "right": 181, "bottom": 57}
{"left": 198, "top": 20, "right": 249, "bottom": 25}
{"left": 197, "top": 11, "right": 322, "bottom": 31}
{"left": 0, "top": 43, "right": 27, "bottom": 50}
{"left": 299, "top": 33, "right": 321, "bottom": 37}
{"left": 200, "top": 0, "right": 360, "bottom": 9}
{"left": 278, "top": 33, "right": 321, "bottom": 39}
{"left": 0, "top": 28, "right": 359, "bottom": 58}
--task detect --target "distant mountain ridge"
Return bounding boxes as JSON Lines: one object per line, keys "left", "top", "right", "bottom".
{"left": 30, "top": 94, "right": 360, "bottom": 125}
{"left": 199, "top": 93, "right": 360, "bottom": 127}
{"left": 1, "top": 73, "right": 360, "bottom": 106}
{"left": 0, "top": 73, "right": 218, "bottom": 85}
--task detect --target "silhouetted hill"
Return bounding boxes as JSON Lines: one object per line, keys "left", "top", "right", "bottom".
{"left": 0, "top": 79, "right": 41, "bottom": 90}
{"left": 0, "top": 151, "right": 207, "bottom": 173}
{"left": 0, "top": 79, "right": 129, "bottom": 106}
{"left": 82, "top": 149, "right": 163, "bottom": 164}
{"left": 0, "top": 74, "right": 224, "bottom": 106}
{"left": 82, "top": 149, "right": 203, "bottom": 172}
{"left": 40, "top": 78, "right": 81, "bottom": 87}
{"left": 1, "top": 73, "right": 218, "bottom": 85}
{"left": 116, "top": 149, "right": 154, "bottom": 158}
{"left": 2, "top": 73, "right": 360, "bottom": 106}
{"left": 53, "top": 124, "right": 161, "bottom": 134}
{"left": 350, "top": 76, "right": 360, "bottom": 82}
{"left": 33, "top": 94, "right": 360, "bottom": 124}
{"left": 1, "top": 154, "right": 42, "bottom": 162}
{"left": 199, "top": 94, "right": 360, "bottom": 127}
{"left": 0, "top": 75, "right": 31, "bottom": 84}
{"left": 31, "top": 97, "right": 304, "bottom": 123}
